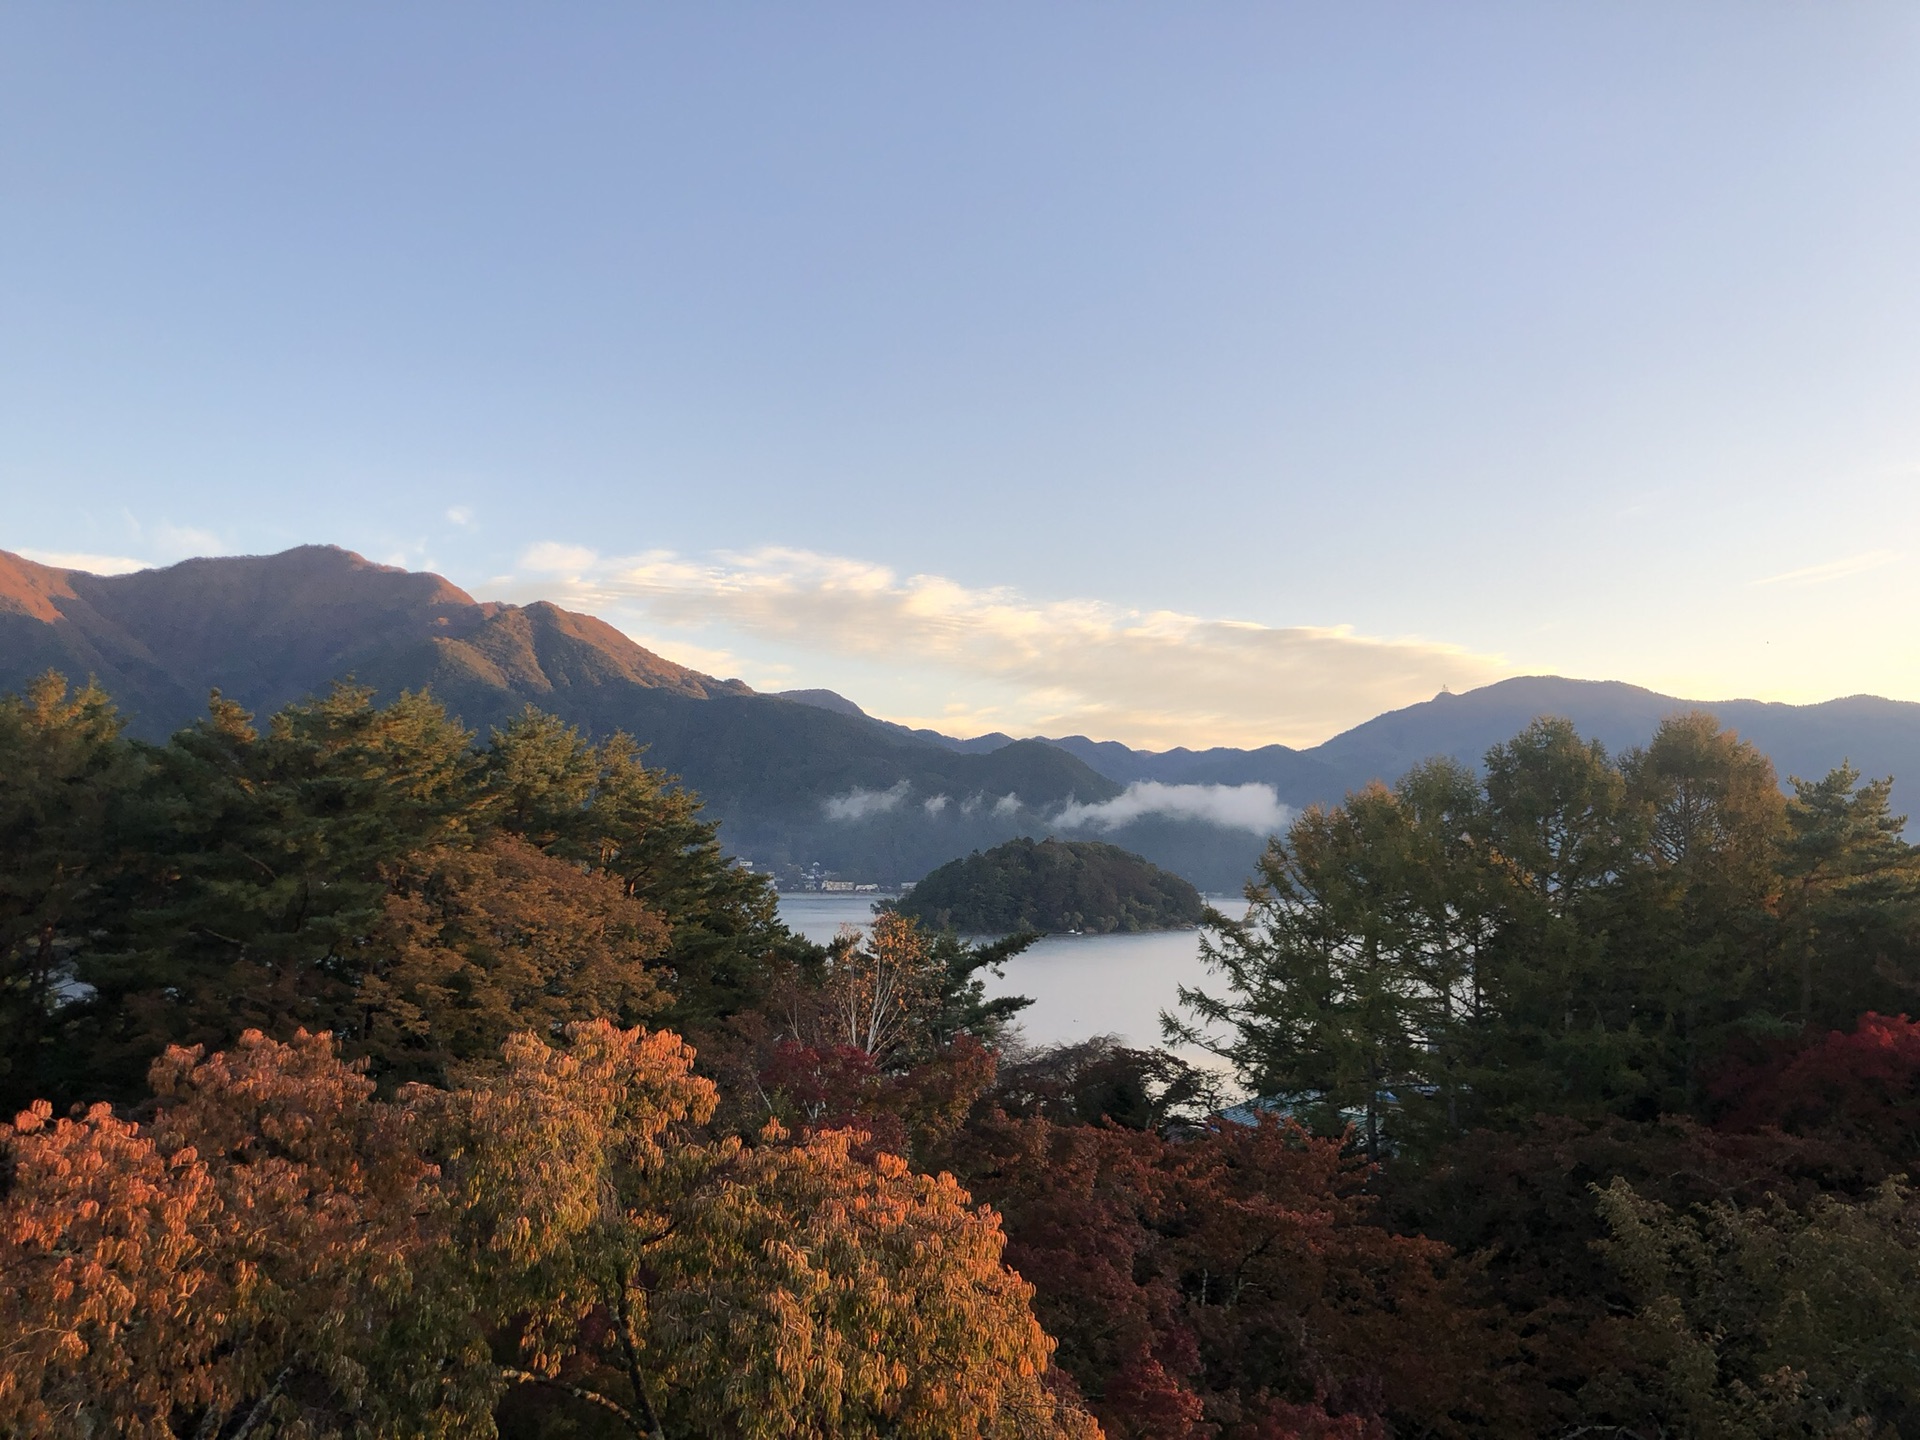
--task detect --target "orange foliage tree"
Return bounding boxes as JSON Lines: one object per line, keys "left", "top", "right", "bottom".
{"left": 365, "top": 834, "right": 671, "bottom": 1083}
{"left": 3, "top": 1020, "right": 1099, "bottom": 1438}
{"left": 0, "top": 1029, "right": 489, "bottom": 1438}
{"left": 438, "top": 1018, "right": 1100, "bottom": 1439}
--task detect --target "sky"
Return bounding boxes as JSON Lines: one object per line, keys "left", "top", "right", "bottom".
{"left": 4, "top": 4, "right": 1919, "bottom": 749}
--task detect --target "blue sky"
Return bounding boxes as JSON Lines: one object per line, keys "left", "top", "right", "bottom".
{"left": 4, "top": 4, "right": 1919, "bottom": 746}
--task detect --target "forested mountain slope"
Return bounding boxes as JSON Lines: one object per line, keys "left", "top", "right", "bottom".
{"left": 8, "top": 546, "right": 1919, "bottom": 887}
{"left": 0, "top": 547, "right": 1117, "bottom": 881}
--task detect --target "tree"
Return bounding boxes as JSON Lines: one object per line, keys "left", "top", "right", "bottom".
{"left": 1170, "top": 777, "right": 1486, "bottom": 1154}
{"left": 986, "top": 1036, "right": 1221, "bottom": 1133}
{"left": 1598, "top": 1176, "right": 1920, "bottom": 1436}
{"left": 4, "top": 1020, "right": 1100, "bottom": 1438}
{"left": 67, "top": 684, "right": 481, "bottom": 1101}
{"left": 483, "top": 710, "right": 797, "bottom": 1033}
{"left": 647, "top": 1123, "right": 1098, "bottom": 1439}
{"left": 896, "top": 838, "right": 1204, "bottom": 936}
{"left": 743, "top": 915, "right": 1024, "bottom": 1164}
{"left": 1776, "top": 764, "right": 1920, "bottom": 1029}
{"left": 1381, "top": 1110, "right": 1902, "bottom": 1437}
{"left": 0, "top": 1029, "right": 490, "bottom": 1438}
{"left": 34, "top": 684, "right": 781, "bottom": 1105}
{"left": 1476, "top": 717, "right": 1643, "bottom": 1117}
{"left": 0, "top": 673, "right": 138, "bottom": 1112}
{"left": 1169, "top": 789, "right": 1418, "bottom": 1155}
{"left": 1711, "top": 1011, "right": 1920, "bottom": 1165}
{"left": 364, "top": 834, "right": 671, "bottom": 1085}
{"left": 950, "top": 1109, "right": 1510, "bottom": 1440}
{"left": 1173, "top": 713, "right": 1822, "bottom": 1134}
{"left": 1615, "top": 712, "right": 1787, "bottom": 1111}
{"left": 435, "top": 1019, "right": 1099, "bottom": 1439}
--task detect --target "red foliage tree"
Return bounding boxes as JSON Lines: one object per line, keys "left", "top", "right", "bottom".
{"left": 1712, "top": 1011, "right": 1920, "bottom": 1164}
{"left": 949, "top": 1111, "right": 1510, "bottom": 1439}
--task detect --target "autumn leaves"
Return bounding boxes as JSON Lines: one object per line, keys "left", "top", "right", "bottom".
{"left": 2, "top": 1021, "right": 1097, "bottom": 1438}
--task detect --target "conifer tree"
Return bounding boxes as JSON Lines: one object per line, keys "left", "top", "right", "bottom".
{"left": 0, "top": 673, "right": 137, "bottom": 1111}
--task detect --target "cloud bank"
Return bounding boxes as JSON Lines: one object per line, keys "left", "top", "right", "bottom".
{"left": 1053, "top": 782, "right": 1292, "bottom": 836}
{"left": 822, "top": 778, "right": 1292, "bottom": 840}
{"left": 510, "top": 544, "right": 1512, "bottom": 749}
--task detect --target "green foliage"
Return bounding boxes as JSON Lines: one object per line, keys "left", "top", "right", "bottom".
{"left": 13, "top": 660, "right": 1920, "bottom": 1438}
{"left": 481, "top": 710, "right": 803, "bottom": 1031}
{"left": 68, "top": 684, "right": 482, "bottom": 1098}
{"left": 0, "top": 676, "right": 800, "bottom": 1112}
{"left": 897, "top": 837, "right": 1204, "bottom": 935}
{"left": 0, "top": 674, "right": 137, "bottom": 1107}
{"left": 1777, "top": 762, "right": 1920, "bottom": 1025}
{"left": 1172, "top": 711, "right": 1920, "bottom": 1151}
{"left": 1597, "top": 1176, "right": 1920, "bottom": 1437}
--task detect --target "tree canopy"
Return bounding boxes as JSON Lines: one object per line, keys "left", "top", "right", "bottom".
{"left": 897, "top": 837, "right": 1205, "bottom": 935}
{"left": 8, "top": 671, "right": 1920, "bottom": 1438}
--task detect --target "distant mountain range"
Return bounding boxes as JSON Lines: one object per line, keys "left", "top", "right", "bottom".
{"left": 6, "top": 545, "right": 1918, "bottom": 890}
{"left": 1046, "top": 678, "right": 1920, "bottom": 816}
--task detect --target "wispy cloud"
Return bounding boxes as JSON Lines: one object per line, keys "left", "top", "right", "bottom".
{"left": 147, "top": 523, "right": 229, "bottom": 560}
{"left": 508, "top": 544, "right": 1512, "bottom": 749}
{"left": 822, "top": 781, "right": 911, "bottom": 821}
{"left": 1054, "top": 782, "right": 1291, "bottom": 836}
{"left": 1752, "top": 550, "right": 1901, "bottom": 588}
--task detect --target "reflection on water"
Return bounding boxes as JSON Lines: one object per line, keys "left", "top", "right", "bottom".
{"left": 774, "top": 893, "right": 1250, "bottom": 1062}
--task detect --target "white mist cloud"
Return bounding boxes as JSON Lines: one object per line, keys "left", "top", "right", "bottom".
{"left": 823, "top": 780, "right": 911, "bottom": 821}
{"left": 522, "top": 541, "right": 600, "bottom": 574}
{"left": 503, "top": 543, "right": 1512, "bottom": 749}
{"left": 147, "top": 523, "right": 228, "bottom": 560}
{"left": 1054, "top": 782, "right": 1292, "bottom": 836}
{"left": 15, "top": 549, "right": 149, "bottom": 575}
{"left": 992, "top": 793, "right": 1022, "bottom": 817}
{"left": 923, "top": 794, "right": 950, "bottom": 815}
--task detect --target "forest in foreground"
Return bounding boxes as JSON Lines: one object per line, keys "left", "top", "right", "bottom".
{"left": 3, "top": 672, "right": 1919, "bottom": 1438}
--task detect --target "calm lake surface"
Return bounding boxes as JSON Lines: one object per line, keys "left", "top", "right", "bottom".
{"left": 775, "top": 893, "right": 1251, "bottom": 1060}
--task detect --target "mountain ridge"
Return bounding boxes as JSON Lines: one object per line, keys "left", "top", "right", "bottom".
{"left": 0, "top": 546, "right": 1120, "bottom": 883}
{"left": 6, "top": 546, "right": 1918, "bottom": 886}
{"left": 1041, "top": 675, "right": 1920, "bottom": 826}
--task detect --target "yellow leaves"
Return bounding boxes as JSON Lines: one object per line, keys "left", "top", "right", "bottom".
{"left": 430, "top": 1019, "right": 1097, "bottom": 1436}
{"left": 809, "top": 911, "right": 948, "bottom": 1063}
{"left": 2, "top": 1019, "right": 1098, "bottom": 1440}
{"left": 634, "top": 1117, "right": 1089, "bottom": 1438}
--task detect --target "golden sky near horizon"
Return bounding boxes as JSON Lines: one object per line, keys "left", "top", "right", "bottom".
{"left": 497, "top": 541, "right": 1920, "bottom": 750}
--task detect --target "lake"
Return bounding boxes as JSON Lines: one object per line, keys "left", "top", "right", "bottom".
{"left": 775, "top": 893, "right": 1250, "bottom": 1064}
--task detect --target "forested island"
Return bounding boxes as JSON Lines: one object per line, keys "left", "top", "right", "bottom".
{"left": 896, "top": 836, "right": 1205, "bottom": 934}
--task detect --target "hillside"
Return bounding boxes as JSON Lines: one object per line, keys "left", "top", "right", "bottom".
{"left": 896, "top": 837, "right": 1205, "bottom": 935}
{"left": 0, "top": 547, "right": 1118, "bottom": 884}
{"left": 9, "top": 547, "right": 1920, "bottom": 893}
